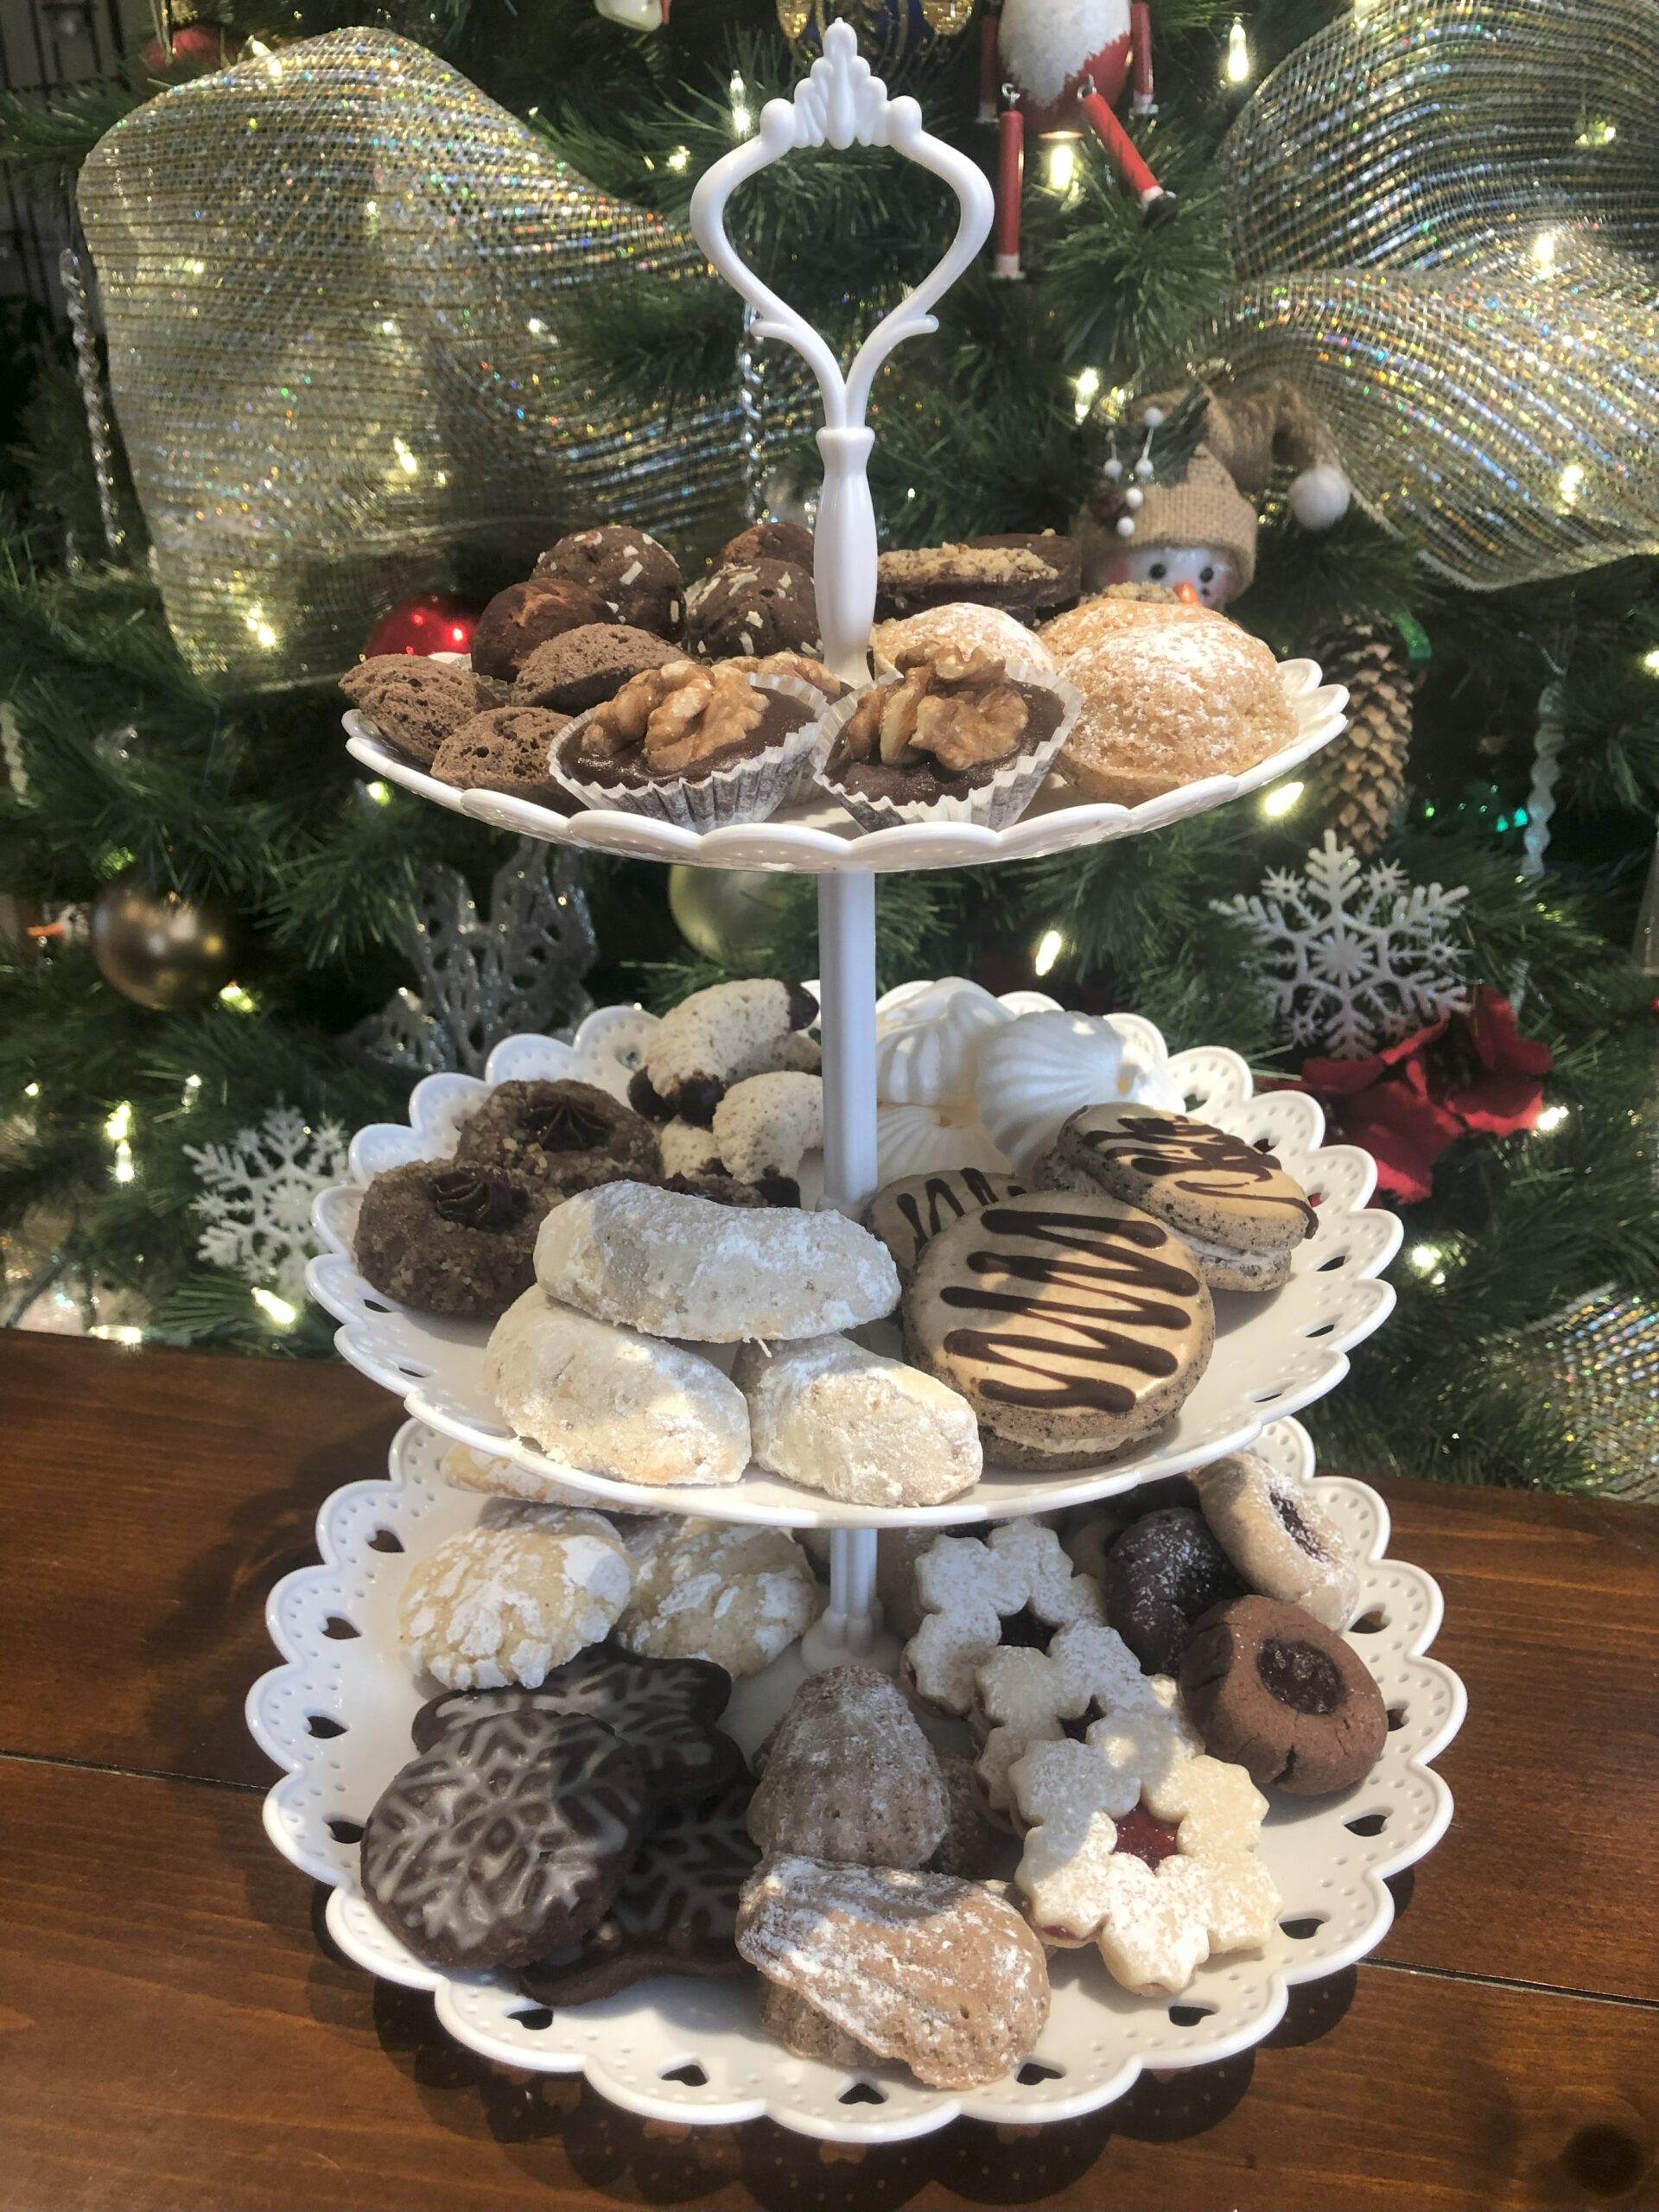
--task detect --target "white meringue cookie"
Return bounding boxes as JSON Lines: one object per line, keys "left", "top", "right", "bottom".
{"left": 975, "top": 1009, "right": 1183, "bottom": 1172}
{"left": 876, "top": 1103, "right": 1010, "bottom": 1183}
{"left": 874, "top": 979, "right": 1011, "bottom": 1109}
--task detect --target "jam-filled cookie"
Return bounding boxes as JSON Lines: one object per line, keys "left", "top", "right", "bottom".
{"left": 903, "top": 1191, "right": 1215, "bottom": 1469}
{"left": 1179, "top": 1594, "right": 1388, "bottom": 1796}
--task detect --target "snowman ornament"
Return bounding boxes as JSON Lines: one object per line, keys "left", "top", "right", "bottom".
{"left": 984, "top": 0, "right": 1171, "bottom": 276}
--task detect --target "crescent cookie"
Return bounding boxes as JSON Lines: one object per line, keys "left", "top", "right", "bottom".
{"left": 629, "top": 978, "right": 818, "bottom": 1125}
{"left": 711, "top": 1070, "right": 823, "bottom": 1185}
{"left": 732, "top": 1332, "right": 982, "bottom": 1508}
{"left": 861, "top": 1166, "right": 1026, "bottom": 1279}
{"left": 903, "top": 1192, "right": 1215, "bottom": 1469}
{"left": 1049, "top": 1105, "right": 1314, "bottom": 1293}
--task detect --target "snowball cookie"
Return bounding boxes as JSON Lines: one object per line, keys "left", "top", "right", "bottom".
{"left": 485, "top": 1288, "right": 751, "bottom": 1488}
{"left": 534, "top": 1181, "right": 900, "bottom": 1343}
{"left": 872, "top": 602, "right": 1058, "bottom": 677}
{"left": 1039, "top": 587, "right": 1223, "bottom": 658}
{"left": 618, "top": 1518, "right": 820, "bottom": 1677}
{"left": 1058, "top": 620, "right": 1295, "bottom": 806}
{"left": 398, "top": 1509, "right": 632, "bottom": 1689}
{"left": 732, "top": 1333, "right": 982, "bottom": 1508}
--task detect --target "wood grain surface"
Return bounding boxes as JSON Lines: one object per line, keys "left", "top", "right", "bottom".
{"left": 2, "top": 1330, "right": 1656, "bottom": 2212}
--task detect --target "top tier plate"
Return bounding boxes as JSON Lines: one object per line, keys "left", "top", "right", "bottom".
{"left": 342, "top": 657, "right": 1345, "bottom": 874}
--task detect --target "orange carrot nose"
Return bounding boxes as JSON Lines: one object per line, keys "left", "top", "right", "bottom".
{"left": 1173, "top": 581, "right": 1201, "bottom": 604}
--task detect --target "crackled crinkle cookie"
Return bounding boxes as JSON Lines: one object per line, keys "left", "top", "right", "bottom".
{"left": 1008, "top": 1694, "right": 1279, "bottom": 1993}
{"left": 861, "top": 1166, "right": 1025, "bottom": 1280}
{"left": 362, "top": 1707, "right": 651, "bottom": 1970}
{"left": 711, "top": 1071, "right": 822, "bottom": 1188}
{"left": 484, "top": 1288, "right": 751, "bottom": 1488}
{"left": 535, "top": 1180, "right": 899, "bottom": 1343}
{"left": 628, "top": 979, "right": 819, "bottom": 1125}
{"left": 454, "top": 1077, "right": 661, "bottom": 1198}
{"left": 398, "top": 1510, "right": 632, "bottom": 1689}
{"left": 442, "top": 1439, "right": 652, "bottom": 1514}
{"left": 737, "top": 1854, "right": 1052, "bottom": 2091}
{"left": 1193, "top": 1451, "right": 1359, "bottom": 1629}
{"left": 732, "top": 1332, "right": 982, "bottom": 1508}
{"left": 748, "top": 1667, "right": 948, "bottom": 1870}
{"left": 618, "top": 1518, "right": 820, "bottom": 1677}
{"left": 1104, "top": 1505, "right": 1244, "bottom": 1675}
{"left": 903, "top": 1520, "right": 1106, "bottom": 1716}
{"left": 971, "top": 1618, "right": 1158, "bottom": 1812}
{"left": 1180, "top": 1594, "right": 1387, "bottom": 1795}
{"left": 905, "top": 1192, "right": 1215, "bottom": 1469}
{"left": 1050, "top": 1104, "right": 1315, "bottom": 1293}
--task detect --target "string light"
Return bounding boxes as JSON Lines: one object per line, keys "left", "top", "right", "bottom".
{"left": 364, "top": 779, "right": 393, "bottom": 806}
{"left": 219, "top": 982, "right": 257, "bottom": 1014}
{"left": 1558, "top": 461, "right": 1585, "bottom": 506}
{"left": 1531, "top": 228, "right": 1558, "bottom": 273}
{"left": 182, "top": 1073, "right": 203, "bottom": 1107}
{"left": 1045, "top": 141, "right": 1077, "bottom": 194}
{"left": 1641, "top": 646, "right": 1659, "bottom": 675}
{"left": 667, "top": 145, "right": 690, "bottom": 171}
{"left": 1408, "top": 1243, "right": 1440, "bottom": 1273}
{"left": 391, "top": 435, "right": 419, "bottom": 478}
{"left": 1575, "top": 118, "right": 1617, "bottom": 146}
{"left": 105, "top": 1099, "right": 135, "bottom": 1185}
{"left": 1536, "top": 1103, "right": 1570, "bottom": 1132}
{"left": 252, "top": 1286, "right": 299, "bottom": 1327}
{"left": 1262, "top": 780, "right": 1305, "bottom": 819}
{"left": 90, "top": 1324, "right": 143, "bottom": 1345}
{"left": 1224, "top": 18, "right": 1252, "bottom": 82}
{"left": 729, "top": 72, "right": 752, "bottom": 137}
{"left": 1033, "top": 928, "right": 1065, "bottom": 977}
{"left": 24, "top": 1081, "right": 39, "bottom": 1097}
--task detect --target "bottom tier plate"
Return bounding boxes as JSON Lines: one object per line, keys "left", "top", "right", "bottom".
{"left": 248, "top": 1417, "right": 1465, "bottom": 2145}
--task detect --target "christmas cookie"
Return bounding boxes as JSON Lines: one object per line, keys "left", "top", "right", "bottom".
{"left": 732, "top": 1331, "right": 982, "bottom": 1508}
{"left": 874, "top": 537, "right": 1073, "bottom": 623}
{"left": 484, "top": 1288, "right": 752, "bottom": 1488}
{"left": 534, "top": 524, "right": 684, "bottom": 637}
{"left": 1058, "top": 620, "right": 1295, "bottom": 806}
{"left": 904, "top": 1192, "right": 1215, "bottom": 1470}
{"left": 929, "top": 1753, "right": 1016, "bottom": 1881}
{"left": 1180, "top": 1594, "right": 1387, "bottom": 1795}
{"left": 872, "top": 601, "right": 1059, "bottom": 676}
{"left": 353, "top": 1160, "right": 544, "bottom": 1320}
{"left": 340, "top": 654, "right": 485, "bottom": 766}
{"left": 861, "top": 1167, "right": 1025, "bottom": 1279}
{"left": 361, "top": 1707, "right": 651, "bottom": 1969}
{"left": 518, "top": 1779, "right": 759, "bottom": 2005}
{"left": 747, "top": 1667, "right": 948, "bottom": 1869}
{"left": 1103, "top": 1506, "right": 1244, "bottom": 1675}
{"left": 969, "top": 531, "right": 1080, "bottom": 613}
{"left": 718, "top": 519, "right": 815, "bottom": 574}
{"left": 903, "top": 1521, "right": 1105, "bottom": 1717}
{"left": 398, "top": 1508, "right": 632, "bottom": 1689}
{"left": 471, "top": 579, "right": 612, "bottom": 683}
{"left": 1051, "top": 1104, "right": 1315, "bottom": 1292}
{"left": 412, "top": 1640, "right": 743, "bottom": 1806}
{"left": 630, "top": 979, "right": 819, "bottom": 1125}
{"left": 513, "top": 623, "right": 680, "bottom": 713}
{"left": 721, "top": 648, "right": 847, "bottom": 702}
{"left": 971, "top": 1618, "right": 1157, "bottom": 1812}
{"left": 736, "top": 1855, "right": 1051, "bottom": 2091}
{"left": 975, "top": 1007, "right": 1183, "bottom": 1174}
{"left": 658, "top": 1117, "right": 725, "bottom": 1179}
{"left": 709, "top": 1070, "right": 822, "bottom": 1191}
{"left": 618, "top": 1518, "right": 820, "bottom": 1677}
{"left": 534, "top": 1180, "right": 899, "bottom": 1343}
{"left": 442, "top": 1440, "right": 652, "bottom": 1514}
{"left": 1194, "top": 1452, "right": 1359, "bottom": 1628}
{"left": 429, "top": 703, "right": 571, "bottom": 805}
{"left": 555, "top": 658, "right": 820, "bottom": 825}
{"left": 683, "top": 558, "right": 818, "bottom": 659}
{"left": 454, "top": 1077, "right": 661, "bottom": 1197}
{"left": 759, "top": 1981, "right": 880, "bottom": 2069}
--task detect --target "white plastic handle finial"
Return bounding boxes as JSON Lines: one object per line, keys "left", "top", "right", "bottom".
{"left": 690, "top": 23, "right": 995, "bottom": 683}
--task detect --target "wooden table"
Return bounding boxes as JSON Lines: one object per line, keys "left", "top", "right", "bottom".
{"left": 3, "top": 1330, "right": 1656, "bottom": 2211}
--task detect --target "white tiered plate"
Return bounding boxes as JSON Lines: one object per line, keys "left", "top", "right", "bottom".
{"left": 307, "top": 990, "right": 1402, "bottom": 1530}
{"left": 247, "top": 1414, "right": 1464, "bottom": 2145}
{"left": 342, "top": 657, "right": 1345, "bottom": 874}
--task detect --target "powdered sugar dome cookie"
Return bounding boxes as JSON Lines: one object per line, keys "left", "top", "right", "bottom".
{"left": 398, "top": 1510, "right": 632, "bottom": 1690}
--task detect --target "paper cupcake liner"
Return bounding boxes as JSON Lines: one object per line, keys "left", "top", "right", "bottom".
{"left": 809, "top": 658, "right": 1082, "bottom": 834}
{"left": 550, "top": 673, "right": 830, "bottom": 831}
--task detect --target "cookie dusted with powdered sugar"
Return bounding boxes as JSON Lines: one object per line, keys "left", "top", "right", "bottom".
{"left": 732, "top": 1332, "right": 982, "bottom": 1509}
{"left": 902, "top": 1520, "right": 1105, "bottom": 1717}
{"left": 628, "top": 978, "right": 819, "bottom": 1125}
{"left": 618, "top": 1519, "right": 820, "bottom": 1678}
{"left": 397, "top": 1509, "right": 632, "bottom": 1690}
{"left": 1193, "top": 1450, "right": 1359, "bottom": 1627}
{"left": 747, "top": 1668, "right": 948, "bottom": 1870}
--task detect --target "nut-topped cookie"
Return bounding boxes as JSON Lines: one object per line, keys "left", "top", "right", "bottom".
{"left": 820, "top": 647, "right": 1061, "bottom": 810}
{"left": 1048, "top": 1104, "right": 1315, "bottom": 1292}
{"left": 904, "top": 1191, "right": 1215, "bottom": 1469}
{"left": 454, "top": 1077, "right": 660, "bottom": 1198}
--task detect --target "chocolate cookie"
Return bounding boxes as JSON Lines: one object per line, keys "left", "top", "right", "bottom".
{"left": 1180, "top": 1595, "right": 1388, "bottom": 1796}
{"left": 360, "top": 1707, "right": 652, "bottom": 1970}
{"left": 514, "top": 624, "right": 680, "bottom": 713}
{"left": 861, "top": 1166, "right": 1026, "bottom": 1279}
{"left": 874, "top": 536, "right": 1075, "bottom": 623}
{"left": 904, "top": 1192, "right": 1216, "bottom": 1470}
{"left": 340, "top": 654, "right": 486, "bottom": 766}
{"left": 683, "top": 559, "right": 818, "bottom": 659}
{"left": 718, "top": 520, "right": 815, "bottom": 574}
{"left": 969, "top": 532, "right": 1080, "bottom": 613}
{"left": 412, "top": 1641, "right": 743, "bottom": 1807}
{"left": 429, "top": 704, "right": 571, "bottom": 806}
{"left": 1052, "top": 1105, "right": 1316, "bottom": 1294}
{"left": 453, "top": 1078, "right": 661, "bottom": 1196}
{"left": 472, "top": 579, "right": 612, "bottom": 682}
{"left": 747, "top": 1667, "right": 948, "bottom": 1870}
{"left": 534, "top": 525, "right": 684, "bottom": 637}
{"left": 1103, "top": 1506, "right": 1244, "bottom": 1675}
{"left": 353, "top": 1160, "right": 543, "bottom": 1319}
{"left": 557, "top": 661, "right": 815, "bottom": 791}
{"left": 518, "top": 1779, "right": 759, "bottom": 2005}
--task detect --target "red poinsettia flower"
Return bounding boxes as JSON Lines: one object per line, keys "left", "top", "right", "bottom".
{"left": 1286, "top": 988, "right": 1554, "bottom": 1204}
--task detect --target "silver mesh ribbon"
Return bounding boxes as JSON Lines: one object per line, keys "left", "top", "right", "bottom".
{"left": 1211, "top": 0, "right": 1659, "bottom": 588}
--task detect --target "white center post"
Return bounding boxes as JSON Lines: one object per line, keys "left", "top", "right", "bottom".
{"left": 689, "top": 25, "right": 993, "bottom": 1669}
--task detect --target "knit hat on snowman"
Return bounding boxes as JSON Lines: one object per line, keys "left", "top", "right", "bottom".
{"left": 1078, "top": 380, "right": 1351, "bottom": 607}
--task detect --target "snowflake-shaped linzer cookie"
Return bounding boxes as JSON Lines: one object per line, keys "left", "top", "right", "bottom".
{"left": 903, "top": 1521, "right": 1105, "bottom": 1716}
{"left": 971, "top": 1620, "right": 1155, "bottom": 1812}
{"left": 1009, "top": 1690, "right": 1280, "bottom": 1996}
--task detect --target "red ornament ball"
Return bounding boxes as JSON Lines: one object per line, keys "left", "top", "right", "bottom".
{"left": 363, "top": 592, "right": 479, "bottom": 662}
{"left": 142, "top": 24, "right": 236, "bottom": 72}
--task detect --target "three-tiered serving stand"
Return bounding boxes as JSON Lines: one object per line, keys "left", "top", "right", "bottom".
{"left": 256, "top": 28, "right": 1465, "bottom": 2143}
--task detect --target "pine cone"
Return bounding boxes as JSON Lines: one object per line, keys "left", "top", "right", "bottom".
{"left": 1310, "top": 626, "right": 1414, "bottom": 855}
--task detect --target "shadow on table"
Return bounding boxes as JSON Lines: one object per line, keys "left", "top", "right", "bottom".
{"left": 352, "top": 1948, "right": 1359, "bottom": 2209}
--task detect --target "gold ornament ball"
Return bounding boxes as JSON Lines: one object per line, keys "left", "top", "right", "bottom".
{"left": 91, "top": 875, "right": 239, "bottom": 1011}
{"left": 668, "top": 866, "right": 804, "bottom": 972}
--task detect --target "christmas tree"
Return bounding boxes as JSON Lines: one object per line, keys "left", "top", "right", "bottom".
{"left": 1, "top": 0, "right": 1656, "bottom": 1491}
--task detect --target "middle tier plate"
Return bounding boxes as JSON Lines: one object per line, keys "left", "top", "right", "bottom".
{"left": 308, "top": 987, "right": 1402, "bottom": 1530}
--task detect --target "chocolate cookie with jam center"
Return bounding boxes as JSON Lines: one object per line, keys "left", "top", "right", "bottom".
{"left": 1179, "top": 1593, "right": 1387, "bottom": 1796}
{"left": 1103, "top": 1505, "right": 1244, "bottom": 1675}
{"left": 452, "top": 1078, "right": 662, "bottom": 1196}
{"left": 353, "top": 1159, "right": 545, "bottom": 1320}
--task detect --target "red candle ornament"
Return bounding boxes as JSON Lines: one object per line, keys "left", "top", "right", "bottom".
{"left": 978, "top": 2, "right": 1003, "bottom": 121}
{"left": 995, "top": 100, "right": 1025, "bottom": 280}
{"left": 362, "top": 590, "right": 479, "bottom": 661}
{"left": 1130, "top": 0, "right": 1154, "bottom": 108}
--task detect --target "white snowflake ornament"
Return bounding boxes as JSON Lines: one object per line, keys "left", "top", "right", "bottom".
{"left": 1216, "top": 830, "right": 1470, "bottom": 1058}
{"left": 188, "top": 1105, "right": 348, "bottom": 1301}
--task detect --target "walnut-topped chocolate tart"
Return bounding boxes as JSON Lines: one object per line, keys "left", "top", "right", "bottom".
{"left": 818, "top": 647, "right": 1065, "bottom": 808}
{"left": 556, "top": 658, "right": 816, "bottom": 791}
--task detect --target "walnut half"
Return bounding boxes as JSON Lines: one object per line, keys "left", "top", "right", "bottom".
{"left": 581, "top": 659, "right": 766, "bottom": 773}
{"left": 840, "top": 648, "right": 1030, "bottom": 773}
